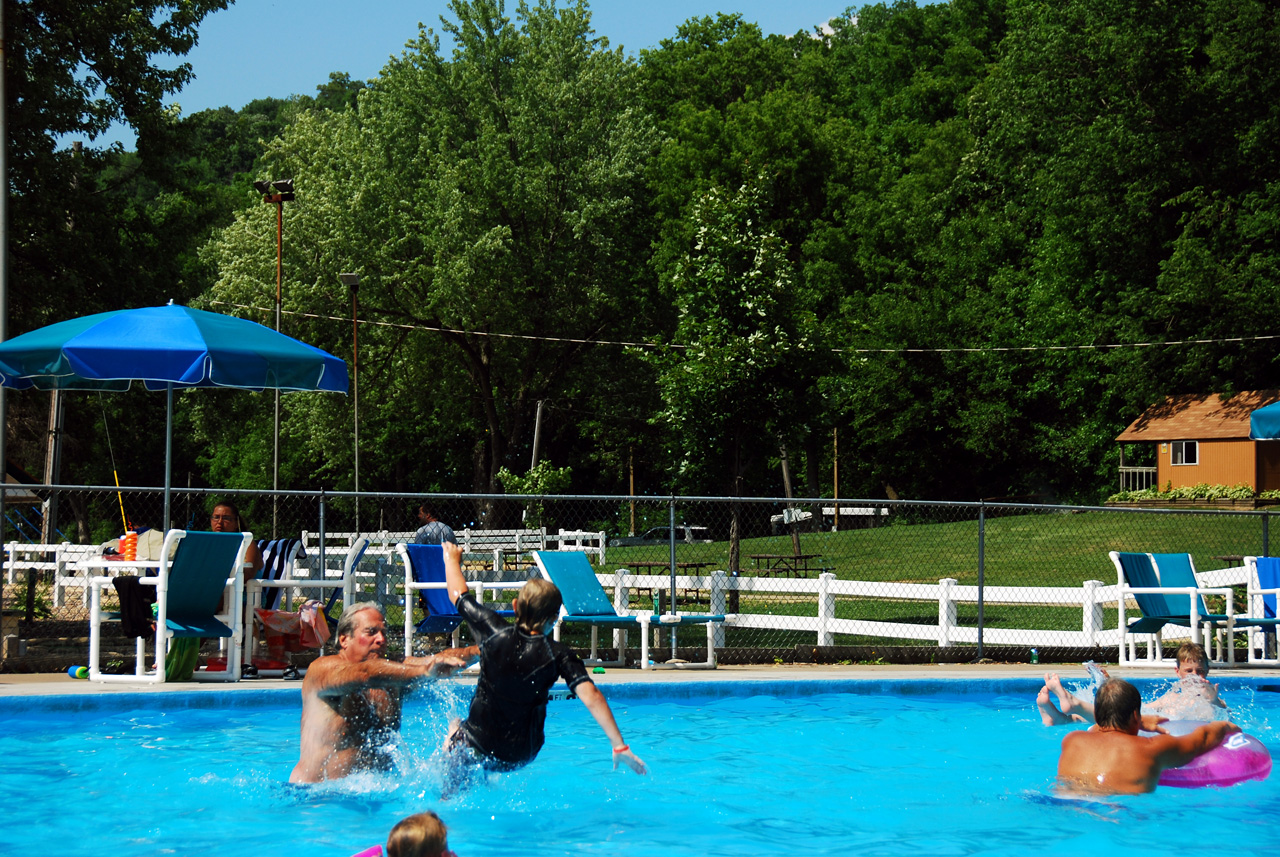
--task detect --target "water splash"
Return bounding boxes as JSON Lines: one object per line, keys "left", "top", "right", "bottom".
{"left": 1146, "top": 674, "right": 1230, "bottom": 722}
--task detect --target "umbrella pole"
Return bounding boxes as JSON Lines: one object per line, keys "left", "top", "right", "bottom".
{"left": 163, "top": 384, "right": 173, "bottom": 532}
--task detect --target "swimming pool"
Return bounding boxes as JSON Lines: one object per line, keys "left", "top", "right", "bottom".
{"left": 3, "top": 676, "right": 1278, "bottom": 857}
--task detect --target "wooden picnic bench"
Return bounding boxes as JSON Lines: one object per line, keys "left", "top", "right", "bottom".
{"left": 747, "top": 553, "right": 823, "bottom": 578}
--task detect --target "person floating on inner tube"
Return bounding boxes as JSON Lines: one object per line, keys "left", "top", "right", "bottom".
{"left": 1056, "top": 677, "right": 1240, "bottom": 795}
{"left": 1037, "top": 642, "right": 1227, "bottom": 727}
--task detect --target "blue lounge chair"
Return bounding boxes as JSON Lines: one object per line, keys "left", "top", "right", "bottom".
{"left": 253, "top": 537, "right": 304, "bottom": 609}
{"left": 532, "top": 550, "right": 729, "bottom": 670}
{"left": 397, "top": 543, "right": 526, "bottom": 654}
{"left": 242, "top": 537, "right": 369, "bottom": 674}
{"left": 88, "top": 529, "right": 253, "bottom": 683}
{"left": 1112, "top": 550, "right": 1277, "bottom": 667}
{"left": 399, "top": 543, "right": 466, "bottom": 643}
{"left": 1245, "top": 556, "right": 1280, "bottom": 664}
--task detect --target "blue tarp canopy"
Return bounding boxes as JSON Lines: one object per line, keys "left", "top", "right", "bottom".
{"left": 1251, "top": 402, "right": 1280, "bottom": 439}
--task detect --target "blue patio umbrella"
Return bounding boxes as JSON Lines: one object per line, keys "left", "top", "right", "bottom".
{"left": 1251, "top": 402, "right": 1280, "bottom": 440}
{"left": 0, "top": 303, "right": 348, "bottom": 528}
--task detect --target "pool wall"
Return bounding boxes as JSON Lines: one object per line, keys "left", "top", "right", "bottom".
{"left": 4, "top": 676, "right": 1279, "bottom": 716}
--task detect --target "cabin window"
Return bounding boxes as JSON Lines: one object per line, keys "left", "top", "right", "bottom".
{"left": 1171, "top": 441, "right": 1198, "bottom": 465}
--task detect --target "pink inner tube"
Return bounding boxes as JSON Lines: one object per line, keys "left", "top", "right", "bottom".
{"left": 1150, "top": 720, "right": 1272, "bottom": 788}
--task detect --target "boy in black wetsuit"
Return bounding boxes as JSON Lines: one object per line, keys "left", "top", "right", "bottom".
{"left": 440, "top": 542, "right": 647, "bottom": 787}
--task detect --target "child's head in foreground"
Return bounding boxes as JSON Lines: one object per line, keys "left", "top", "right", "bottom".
{"left": 1176, "top": 642, "right": 1209, "bottom": 678}
{"left": 387, "top": 811, "right": 453, "bottom": 857}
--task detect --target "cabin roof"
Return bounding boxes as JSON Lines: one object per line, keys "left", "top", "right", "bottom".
{"left": 1116, "top": 390, "right": 1280, "bottom": 441}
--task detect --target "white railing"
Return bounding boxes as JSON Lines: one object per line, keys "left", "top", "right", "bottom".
{"left": 589, "top": 568, "right": 1164, "bottom": 651}
{"left": 548, "top": 529, "right": 607, "bottom": 563}
{"left": 1119, "top": 466, "right": 1158, "bottom": 492}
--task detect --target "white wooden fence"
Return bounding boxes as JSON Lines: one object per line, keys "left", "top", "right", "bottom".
{"left": 586, "top": 566, "right": 1257, "bottom": 651}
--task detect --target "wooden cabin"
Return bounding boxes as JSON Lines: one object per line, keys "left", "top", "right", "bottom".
{"left": 1116, "top": 390, "right": 1280, "bottom": 491}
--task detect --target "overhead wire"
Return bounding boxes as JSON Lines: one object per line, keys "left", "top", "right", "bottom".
{"left": 208, "top": 299, "right": 1280, "bottom": 355}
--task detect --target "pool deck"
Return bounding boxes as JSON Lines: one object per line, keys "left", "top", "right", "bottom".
{"left": 6, "top": 661, "right": 1280, "bottom": 697}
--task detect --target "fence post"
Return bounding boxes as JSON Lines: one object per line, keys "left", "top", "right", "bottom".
{"left": 817, "top": 572, "right": 835, "bottom": 646}
{"left": 1082, "top": 579, "right": 1103, "bottom": 646}
{"left": 318, "top": 488, "right": 326, "bottom": 582}
{"left": 938, "top": 578, "right": 957, "bottom": 646}
{"left": 613, "top": 572, "right": 628, "bottom": 653}
{"left": 710, "top": 570, "right": 728, "bottom": 648}
{"left": 1264, "top": 511, "right": 1270, "bottom": 559}
{"left": 976, "top": 503, "right": 986, "bottom": 659}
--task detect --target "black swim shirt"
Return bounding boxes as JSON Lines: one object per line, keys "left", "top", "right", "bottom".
{"left": 455, "top": 593, "right": 591, "bottom": 766}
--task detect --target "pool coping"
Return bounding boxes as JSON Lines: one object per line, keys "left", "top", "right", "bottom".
{"left": 6, "top": 661, "right": 1280, "bottom": 698}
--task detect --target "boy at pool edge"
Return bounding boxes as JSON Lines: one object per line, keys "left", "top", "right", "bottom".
{"left": 1037, "top": 642, "right": 1227, "bottom": 727}
{"left": 1056, "top": 677, "right": 1239, "bottom": 795}
{"left": 438, "top": 541, "right": 646, "bottom": 791}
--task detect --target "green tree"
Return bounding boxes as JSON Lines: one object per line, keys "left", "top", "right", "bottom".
{"left": 200, "top": 0, "right": 659, "bottom": 512}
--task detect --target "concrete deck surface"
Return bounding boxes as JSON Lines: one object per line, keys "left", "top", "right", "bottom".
{"left": 5, "top": 661, "right": 1280, "bottom": 698}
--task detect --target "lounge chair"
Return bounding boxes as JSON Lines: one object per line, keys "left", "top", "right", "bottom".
{"left": 398, "top": 543, "right": 466, "bottom": 651}
{"left": 253, "top": 537, "right": 304, "bottom": 609}
{"left": 1244, "top": 556, "right": 1280, "bottom": 664}
{"left": 532, "top": 550, "right": 729, "bottom": 670}
{"left": 87, "top": 529, "right": 252, "bottom": 683}
{"left": 1112, "top": 550, "right": 1276, "bottom": 667}
{"left": 241, "top": 537, "right": 368, "bottom": 676}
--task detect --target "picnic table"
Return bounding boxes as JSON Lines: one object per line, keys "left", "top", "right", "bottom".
{"left": 620, "top": 561, "right": 713, "bottom": 605}
{"left": 747, "top": 553, "right": 823, "bottom": 578}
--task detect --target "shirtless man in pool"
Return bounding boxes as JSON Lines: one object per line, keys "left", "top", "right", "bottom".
{"left": 289, "top": 602, "right": 477, "bottom": 783}
{"left": 1057, "top": 677, "right": 1239, "bottom": 795}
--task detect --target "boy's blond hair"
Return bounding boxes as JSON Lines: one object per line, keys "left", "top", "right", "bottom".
{"left": 387, "top": 811, "right": 448, "bottom": 857}
{"left": 1176, "top": 641, "right": 1209, "bottom": 671}
{"left": 515, "top": 578, "right": 563, "bottom": 633}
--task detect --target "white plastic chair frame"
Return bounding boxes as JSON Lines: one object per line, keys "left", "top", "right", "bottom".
{"left": 87, "top": 529, "right": 252, "bottom": 684}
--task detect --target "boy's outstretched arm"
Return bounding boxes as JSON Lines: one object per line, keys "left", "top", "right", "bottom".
{"left": 442, "top": 542, "right": 470, "bottom": 605}
{"left": 576, "top": 681, "right": 647, "bottom": 775}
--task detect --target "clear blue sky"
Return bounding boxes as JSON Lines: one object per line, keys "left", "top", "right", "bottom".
{"left": 93, "top": 0, "right": 853, "bottom": 148}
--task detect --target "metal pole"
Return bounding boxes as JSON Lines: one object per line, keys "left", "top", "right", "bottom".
{"left": 530, "top": 400, "right": 544, "bottom": 469}
{"left": 163, "top": 385, "right": 173, "bottom": 531}
{"left": 668, "top": 497, "right": 677, "bottom": 660}
{"left": 0, "top": 0, "right": 9, "bottom": 551}
{"left": 272, "top": 201, "right": 282, "bottom": 538}
{"left": 1264, "top": 511, "right": 1270, "bottom": 559}
{"left": 976, "top": 502, "right": 985, "bottom": 660}
{"left": 832, "top": 428, "right": 839, "bottom": 533}
{"left": 318, "top": 488, "right": 326, "bottom": 585}
{"left": 352, "top": 282, "right": 359, "bottom": 531}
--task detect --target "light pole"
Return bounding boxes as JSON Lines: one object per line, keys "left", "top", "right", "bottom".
{"left": 339, "top": 272, "right": 360, "bottom": 530}
{"left": 254, "top": 178, "right": 294, "bottom": 536}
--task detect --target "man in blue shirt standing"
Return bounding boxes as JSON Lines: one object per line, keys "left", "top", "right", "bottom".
{"left": 414, "top": 503, "right": 457, "bottom": 545}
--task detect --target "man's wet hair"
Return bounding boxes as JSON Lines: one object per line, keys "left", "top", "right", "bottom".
{"left": 336, "top": 601, "right": 385, "bottom": 640}
{"left": 515, "top": 578, "right": 562, "bottom": 633}
{"left": 1094, "top": 678, "right": 1143, "bottom": 729}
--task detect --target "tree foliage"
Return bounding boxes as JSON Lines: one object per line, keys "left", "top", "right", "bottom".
{"left": 16, "top": 0, "right": 1280, "bottom": 510}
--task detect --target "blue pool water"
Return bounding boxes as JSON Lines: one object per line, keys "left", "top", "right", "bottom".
{"left": 3, "top": 676, "right": 1280, "bottom": 857}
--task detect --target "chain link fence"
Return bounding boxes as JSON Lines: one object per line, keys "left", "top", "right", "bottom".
{"left": 2, "top": 484, "right": 1274, "bottom": 673}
